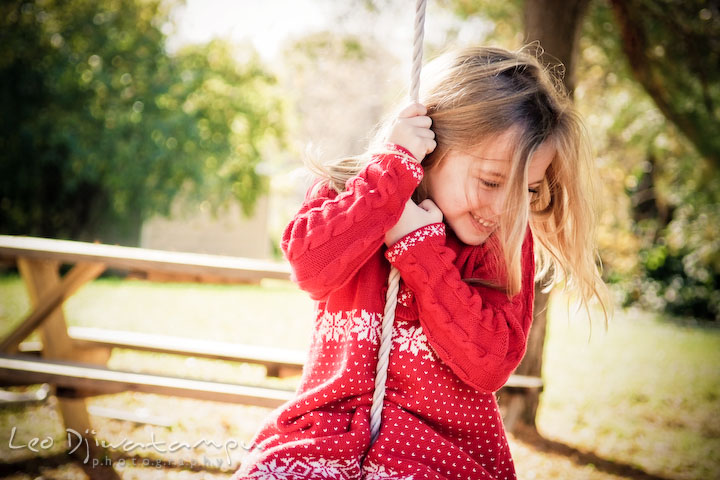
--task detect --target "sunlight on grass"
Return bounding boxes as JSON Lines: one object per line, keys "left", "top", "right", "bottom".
{"left": 0, "top": 276, "right": 29, "bottom": 339}
{"left": 0, "top": 274, "right": 313, "bottom": 474}
{"left": 0, "top": 275, "right": 316, "bottom": 349}
{"left": 107, "top": 350, "right": 300, "bottom": 390}
{"left": 538, "top": 291, "right": 720, "bottom": 480}
{"left": 0, "top": 398, "right": 67, "bottom": 463}
{"left": 1, "top": 274, "right": 719, "bottom": 479}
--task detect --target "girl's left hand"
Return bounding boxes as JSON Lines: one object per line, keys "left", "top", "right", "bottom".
{"left": 386, "top": 103, "right": 436, "bottom": 163}
{"left": 385, "top": 199, "right": 443, "bottom": 246}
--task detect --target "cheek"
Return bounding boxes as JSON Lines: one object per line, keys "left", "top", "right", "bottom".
{"left": 429, "top": 166, "right": 477, "bottom": 213}
{"left": 431, "top": 189, "right": 460, "bottom": 218}
{"left": 447, "top": 184, "right": 472, "bottom": 213}
{"left": 464, "top": 182, "right": 485, "bottom": 210}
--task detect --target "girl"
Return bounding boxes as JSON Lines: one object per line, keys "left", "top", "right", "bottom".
{"left": 234, "top": 46, "right": 608, "bottom": 480}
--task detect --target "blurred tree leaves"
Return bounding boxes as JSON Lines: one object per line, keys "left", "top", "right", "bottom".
{"left": 609, "top": 0, "right": 720, "bottom": 168}
{"left": 580, "top": 0, "right": 720, "bottom": 320}
{"left": 0, "top": 0, "right": 284, "bottom": 244}
{"left": 438, "top": 0, "right": 719, "bottom": 320}
{"left": 437, "top": 0, "right": 524, "bottom": 45}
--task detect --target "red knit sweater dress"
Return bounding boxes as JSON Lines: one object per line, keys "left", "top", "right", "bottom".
{"left": 232, "top": 145, "right": 535, "bottom": 480}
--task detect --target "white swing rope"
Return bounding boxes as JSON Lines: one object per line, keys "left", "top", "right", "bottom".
{"left": 368, "top": 0, "right": 427, "bottom": 446}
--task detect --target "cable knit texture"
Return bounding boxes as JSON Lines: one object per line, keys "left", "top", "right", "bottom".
{"left": 233, "top": 145, "right": 535, "bottom": 480}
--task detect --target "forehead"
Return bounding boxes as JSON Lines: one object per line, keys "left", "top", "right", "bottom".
{"left": 462, "top": 131, "right": 555, "bottom": 184}
{"left": 465, "top": 130, "right": 517, "bottom": 163}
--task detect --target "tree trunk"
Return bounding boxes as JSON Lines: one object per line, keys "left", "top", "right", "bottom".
{"left": 608, "top": 0, "right": 719, "bottom": 168}
{"left": 523, "top": 0, "right": 590, "bottom": 95}
{"left": 500, "top": 285, "right": 550, "bottom": 432}
{"left": 498, "top": 0, "right": 590, "bottom": 433}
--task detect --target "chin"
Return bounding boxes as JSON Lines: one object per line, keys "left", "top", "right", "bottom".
{"left": 462, "top": 235, "right": 490, "bottom": 246}
{"left": 447, "top": 217, "right": 495, "bottom": 246}
{"left": 454, "top": 228, "right": 490, "bottom": 246}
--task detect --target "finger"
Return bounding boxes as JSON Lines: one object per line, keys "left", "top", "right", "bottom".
{"left": 418, "top": 198, "right": 443, "bottom": 222}
{"left": 398, "top": 103, "right": 427, "bottom": 118}
{"left": 425, "top": 139, "right": 437, "bottom": 154}
{"left": 417, "top": 198, "right": 439, "bottom": 213}
{"left": 416, "top": 127, "right": 435, "bottom": 139}
{"left": 406, "top": 115, "right": 432, "bottom": 127}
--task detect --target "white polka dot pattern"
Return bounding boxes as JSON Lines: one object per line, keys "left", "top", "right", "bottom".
{"left": 233, "top": 149, "right": 533, "bottom": 480}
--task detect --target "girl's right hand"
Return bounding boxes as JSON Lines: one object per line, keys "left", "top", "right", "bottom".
{"left": 386, "top": 103, "right": 436, "bottom": 163}
{"left": 385, "top": 199, "right": 443, "bottom": 246}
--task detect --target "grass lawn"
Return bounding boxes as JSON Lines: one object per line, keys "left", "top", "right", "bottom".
{"left": 539, "top": 298, "right": 720, "bottom": 480}
{"left": 0, "top": 274, "right": 718, "bottom": 479}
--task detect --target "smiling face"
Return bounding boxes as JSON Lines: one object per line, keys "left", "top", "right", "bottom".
{"left": 425, "top": 129, "right": 555, "bottom": 246}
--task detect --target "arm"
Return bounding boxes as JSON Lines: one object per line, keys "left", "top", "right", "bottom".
{"left": 282, "top": 103, "right": 436, "bottom": 300}
{"left": 282, "top": 145, "right": 423, "bottom": 300}
{"left": 385, "top": 224, "right": 536, "bottom": 393}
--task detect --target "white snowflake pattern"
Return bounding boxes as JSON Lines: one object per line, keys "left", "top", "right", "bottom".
{"left": 246, "top": 457, "right": 360, "bottom": 480}
{"left": 247, "top": 458, "right": 295, "bottom": 480}
{"left": 317, "top": 309, "right": 381, "bottom": 345}
{"left": 304, "top": 457, "right": 357, "bottom": 479}
{"left": 319, "top": 311, "right": 347, "bottom": 342}
{"left": 362, "top": 460, "right": 415, "bottom": 480}
{"left": 351, "top": 309, "right": 381, "bottom": 344}
{"left": 386, "top": 224, "right": 445, "bottom": 262}
{"left": 382, "top": 144, "right": 423, "bottom": 182}
{"left": 395, "top": 154, "right": 423, "bottom": 181}
{"left": 392, "top": 321, "right": 436, "bottom": 361}
{"left": 397, "top": 286, "right": 414, "bottom": 307}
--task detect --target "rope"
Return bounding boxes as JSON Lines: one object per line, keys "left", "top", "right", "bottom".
{"left": 367, "top": 0, "right": 427, "bottom": 447}
{"left": 368, "top": 266, "right": 401, "bottom": 444}
{"left": 409, "top": 0, "right": 427, "bottom": 104}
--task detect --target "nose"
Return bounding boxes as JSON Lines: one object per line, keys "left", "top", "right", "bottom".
{"left": 489, "top": 190, "right": 506, "bottom": 217}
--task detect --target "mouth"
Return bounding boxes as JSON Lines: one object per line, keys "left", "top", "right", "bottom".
{"left": 471, "top": 214, "right": 496, "bottom": 232}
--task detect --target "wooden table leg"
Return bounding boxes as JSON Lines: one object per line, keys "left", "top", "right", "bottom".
{"left": 17, "top": 258, "right": 72, "bottom": 358}
{"left": 1, "top": 259, "right": 107, "bottom": 354}
{"left": 12, "top": 258, "right": 119, "bottom": 479}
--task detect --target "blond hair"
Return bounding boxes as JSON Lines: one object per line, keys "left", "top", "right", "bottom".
{"left": 308, "top": 45, "right": 609, "bottom": 320}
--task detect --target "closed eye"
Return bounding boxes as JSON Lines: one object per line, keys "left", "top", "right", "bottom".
{"left": 481, "top": 178, "right": 541, "bottom": 195}
{"left": 480, "top": 179, "right": 500, "bottom": 188}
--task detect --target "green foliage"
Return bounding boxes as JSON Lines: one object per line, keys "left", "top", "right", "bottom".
{"left": 441, "top": 0, "right": 523, "bottom": 24}
{"left": 436, "top": 0, "right": 720, "bottom": 321}
{"left": 440, "top": 0, "right": 525, "bottom": 46}
{"left": 0, "top": 0, "right": 284, "bottom": 244}
{"left": 579, "top": 0, "right": 720, "bottom": 322}
{"left": 609, "top": 0, "right": 720, "bottom": 167}
{"left": 627, "top": 176, "right": 720, "bottom": 321}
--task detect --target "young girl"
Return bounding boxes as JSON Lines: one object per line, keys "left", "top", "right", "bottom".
{"left": 234, "top": 46, "right": 608, "bottom": 480}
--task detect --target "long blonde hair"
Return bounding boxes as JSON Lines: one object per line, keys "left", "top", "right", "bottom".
{"left": 308, "top": 45, "right": 609, "bottom": 319}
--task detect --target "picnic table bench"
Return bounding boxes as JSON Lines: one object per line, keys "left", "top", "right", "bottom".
{"left": 0, "top": 234, "right": 542, "bottom": 473}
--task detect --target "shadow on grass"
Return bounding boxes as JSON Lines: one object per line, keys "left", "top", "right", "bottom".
{"left": 0, "top": 425, "right": 677, "bottom": 480}
{"left": 0, "top": 452, "right": 232, "bottom": 479}
{"left": 0, "top": 454, "right": 123, "bottom": 480}
{"left": 513, "top": 423, "right": 672, "bottom": 480}
{"left": 0, "top": 453, "right": 121, "bottom": 480}
{"left": 0, "top": 453, "right": 70, "bottom": 477}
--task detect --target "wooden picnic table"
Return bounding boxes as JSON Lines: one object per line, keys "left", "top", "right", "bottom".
{"left": 0, "top": 235, "right": 291, "bottom": 352}
{"left": 0, "top": 234, "right": 542, "bottom": 475}
{"left": 0, "top": 235, "right": 300, "bottom": 477}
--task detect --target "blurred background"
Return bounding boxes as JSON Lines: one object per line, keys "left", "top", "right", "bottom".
{"left": 0, "top": 0, "right": 718, "bottom": 479}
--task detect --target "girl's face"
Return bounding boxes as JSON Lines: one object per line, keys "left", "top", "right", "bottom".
{"left": 425, "top": 129, "right": 555, "bottom": 246}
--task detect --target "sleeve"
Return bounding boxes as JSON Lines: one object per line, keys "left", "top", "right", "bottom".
{"left": 384, "top": 224, "right": 536, "bottom": 393}
{"left": 282, "top": 144, "right": 423, "bottom": 300}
